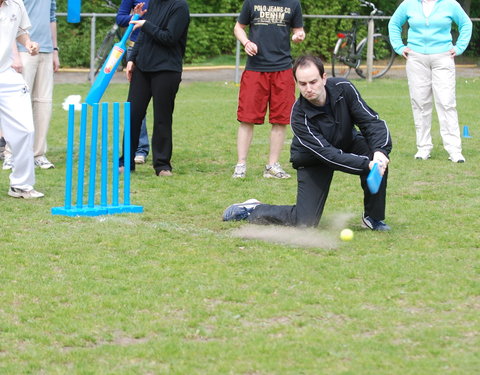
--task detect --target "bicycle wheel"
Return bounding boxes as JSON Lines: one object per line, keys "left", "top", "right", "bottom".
{"left": 94, "top": 25, "right": 119, "bottom": 76}
{"left": 355, "top": 34, "right": 396, "bottom": 79}
{"left": 331, "top": 37, "right": 354, "bottom": 78}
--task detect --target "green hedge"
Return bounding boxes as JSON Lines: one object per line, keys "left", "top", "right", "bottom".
{"left": 55, "top": 0, "right": 479, "bottom": 67}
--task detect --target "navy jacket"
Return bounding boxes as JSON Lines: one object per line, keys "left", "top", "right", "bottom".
{"left": 116, "top": 0, "right": 150, "bottom": 42}
{"left": 290, "top": 77, "right": 392, "bottom": 174}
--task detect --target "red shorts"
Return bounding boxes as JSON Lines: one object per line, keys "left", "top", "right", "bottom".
{"left": 237, "top": 69, "right": 295, "bottom": 125}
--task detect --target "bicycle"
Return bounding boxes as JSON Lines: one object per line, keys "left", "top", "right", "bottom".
{"left": 331, "top": 0, "right": 395, "bottom": 79}
{"left": 93, "top": 0, "right": 127, "bottom": 77}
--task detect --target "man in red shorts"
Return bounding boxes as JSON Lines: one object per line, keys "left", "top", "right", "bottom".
{"left": 232, "top": 0, "right": 305, "bottom": 179}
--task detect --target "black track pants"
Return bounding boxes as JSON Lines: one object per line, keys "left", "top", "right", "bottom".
{"left": 248, "top": 137, "right": 388, "bottom": 227}
{"left": 121, "top": 68, "right": 181, "bottom": 173}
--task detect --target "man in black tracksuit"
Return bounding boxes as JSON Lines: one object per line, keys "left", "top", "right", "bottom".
{"left": 223, "top": 55, "right": 393, "bottom": 230}
{"left": 120, "top": 0, "right": 190, "bottom": 176}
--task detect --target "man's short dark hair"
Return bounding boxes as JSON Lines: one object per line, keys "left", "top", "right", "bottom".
{"left": 293, "top": 55, "right": 325, "bottom": 80}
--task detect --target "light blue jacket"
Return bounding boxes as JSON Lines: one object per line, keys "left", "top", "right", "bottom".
{"left": 388, "top": 0, "right": 472, "bottom": 56}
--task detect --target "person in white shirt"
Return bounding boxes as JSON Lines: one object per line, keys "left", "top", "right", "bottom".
{"left": 0, "top": 0, "right": 44, "bottom": 198}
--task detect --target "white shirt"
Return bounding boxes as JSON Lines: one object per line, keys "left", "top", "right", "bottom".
{"left": 422, "top": 0, "right": 437, "bottom": 18}
{"left": 0, "top": 0, "right": 31, "bottom": 72}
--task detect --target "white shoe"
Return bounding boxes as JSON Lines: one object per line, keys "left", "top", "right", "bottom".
{"left": 222, "top": 198, "right": 261, "bottom": 221}
{"left": 34, "top": 156, "right": 55, "bottom": 169}
{"left": 448, "top": 153, "right": 465, "bottom": 163}
{"left": 8, "top": 187, "right": 44, "bottom": 199}
{"left": 232, "top": 163, "right": 246, "bottom": 178}
{"left": 263, "top": 162, "right": 291, "bottom": 179}
{"left": 134, "top": 155, "right": 146, "bottom": 164}
{"left": 3, "top": 154, "right": 13, "bottom": 170}
{"left": 414, "top": 150, "right": 431, "bottom": 160}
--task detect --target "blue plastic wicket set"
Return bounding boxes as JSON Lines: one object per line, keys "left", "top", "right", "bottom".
{"left": 51, "top": 102, "right": 143, "bottom": 217}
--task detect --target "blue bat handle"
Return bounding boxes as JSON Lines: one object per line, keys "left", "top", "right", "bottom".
{"left": 120, "top": 14, "right": 141, "bottom": 45}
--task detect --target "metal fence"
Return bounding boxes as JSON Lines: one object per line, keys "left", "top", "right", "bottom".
{"left": 57, "top": 13, "right": 480, "bottom": 83}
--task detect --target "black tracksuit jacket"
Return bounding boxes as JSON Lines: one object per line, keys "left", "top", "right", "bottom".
{"left": 128, "top": 0, "right": 190, "bottom": 73}
{"left": 290, "top": 77, "right": 392, "bottom": 174}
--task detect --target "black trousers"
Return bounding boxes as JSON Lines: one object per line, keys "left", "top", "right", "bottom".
{"left": 120, "top": 68, "right": 181, "bottom": 173}
{"left": 248, "top": 136, "right": 388, "bottom": 227}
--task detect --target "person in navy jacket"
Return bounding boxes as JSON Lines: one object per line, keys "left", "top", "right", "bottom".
{"left": 116, "top": 0, "right": 150, "bottom": 165}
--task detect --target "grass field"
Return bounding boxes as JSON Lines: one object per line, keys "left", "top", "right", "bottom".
{"left": 0, "top": 75, "right": 479, "bottom": 374}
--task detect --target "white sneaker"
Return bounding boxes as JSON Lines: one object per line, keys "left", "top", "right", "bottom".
{"left": 3, "top": 154, "right": 13, "bottom": 170}
{"left": 222, "top": 198, "right": 261, "bottom": 221}
{"left": 34, "top": 156, "right": 55, "bottom": 169}
{"left": 414, "top": 150, "right": 431, "bottom": 160}
{"left": 232, "top": 163, "right": 246, "bottom": 178}
{"left": 8, "top": 187, "right": 44, "bottom": 199}
{"left": 263, "top": 162, "right": 291, "bottom": 179}
{"left": 448, "top": 153, "right": 465, "bottom": 163}
{"left": 134, "top": 155, "right": 146, "bottom": 164}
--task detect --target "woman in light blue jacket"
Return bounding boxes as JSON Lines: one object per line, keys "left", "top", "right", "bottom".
{"left": 389, "top": 0, "right": 472, "bottom": 163}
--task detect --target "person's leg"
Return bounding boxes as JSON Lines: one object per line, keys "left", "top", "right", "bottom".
{"left": 248, "top": 165, "right": 334, "bottom": 227}
{"left": 349, "top": 136, "right": 388, "bottom": 222}
{"left": 235, "top": 71, "right": 269, "bottom": 176}
{"left": 2, "top": 53, "right": 40, "bottom": 168}
{"left": 263, "top": 123, "right": 291, "bottom": 178}
{"left": 406, "top": 51, "right": 434, "bottom": 158}
{"left": 267, "top": 69, "right": 295, "bottom": 166}
{"left": 236, "top": 122, "right": 254, "bottom": 165}
{"left": 121, "top": 68, "right": 152, "bottom": 171}
{"left": 0, "top": 129, "right": 5, "bottom": 160}
{"left": 431, "top": 51, "right": 463, "bottom": 161}
{"left": 267, "top": 124, "right": 287, "bottom": 166}
{"left": 21, "top": 52, "right": 54, "bottom": 164}
{"left": 150, "top": 71, "right": 181, "bottom": 174}
{"left": 135, "top": 119, "right": 149, "bottom": 160}
{"left": 0, "top": 70, "right": 36, "bottom": 191}
{"left": 126, "top": 47, "right": 149, "bottom": 162}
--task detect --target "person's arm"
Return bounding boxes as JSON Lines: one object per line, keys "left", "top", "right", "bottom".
{"left": 16, "top": 33, "right": 39, "bottom": 56}
{"left": 452, "top": 3, "right": 472, "bottom": 56}
{"left": 342, "top": 81, "right": 392, "bottom": 160}
{"left": 50, "top": 22, "right": 60, "bottom": 72}
{"left": 291, "top": 2, "right": 305, "bottom": 43}
{"left": 291, "top": 27, "right": 305, "bottom": 43}
{"left": 290, "top": 101, "right": 371, "bottom": 175}
{"left": 388, "top": 3, "right": 408, "bottom": 56}
{"left": 51, "top": 0, "right": 60, "bottom": 72}
{"left": 11, "top": 42, "right": 23, "bottom": 73}
{"left": 234, "top": 22, "right": 257, "bottom": 56}
{"left": 135, "top": 4, "right": 188, "bottom": 47}
{"left": 126, "top": 3, "right": 148, "bottom": 64}
{"left": 116, "top": 0, "right": 135, "bottom": 27}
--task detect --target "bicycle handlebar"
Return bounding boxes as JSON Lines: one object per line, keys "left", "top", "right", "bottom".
{"left": 358, "top": 0, "right": 381, "bottom": 16}
{"left": 102, "top": 0, "right": 119, "bottom": 11}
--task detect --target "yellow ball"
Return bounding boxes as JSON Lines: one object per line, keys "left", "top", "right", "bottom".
{"left": 340, "top": 228, "right": 354, "bottom": 241}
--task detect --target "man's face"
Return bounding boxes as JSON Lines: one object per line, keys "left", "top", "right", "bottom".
{"left": 295, "top": 63, "right": 327, "bottom": 105}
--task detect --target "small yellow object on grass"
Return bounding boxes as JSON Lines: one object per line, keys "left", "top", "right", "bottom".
{"left": 340, "top": 228, "right": 354, "bottom": 241}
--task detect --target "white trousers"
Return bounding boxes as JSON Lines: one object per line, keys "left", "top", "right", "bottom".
{"left": 5, "top": 52, "right": 54, "bottom": 159}
{"left": 0, "top": 68, "right": 35, "bottom": 189}
{"left": 406, "top": 50, "right": 462, "bottom": 156}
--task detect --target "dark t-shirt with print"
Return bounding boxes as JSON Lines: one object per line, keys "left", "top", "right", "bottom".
{"left": 238, "top": 0, "right": 303, "bottom": 72}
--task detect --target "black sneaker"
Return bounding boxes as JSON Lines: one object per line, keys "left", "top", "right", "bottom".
{"left": 362, "top": 214, "right": 391, "bottom": 231}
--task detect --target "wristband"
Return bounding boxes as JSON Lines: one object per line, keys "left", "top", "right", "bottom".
{"left": 244, "top": 40, "right": 252, "bottom": 48}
